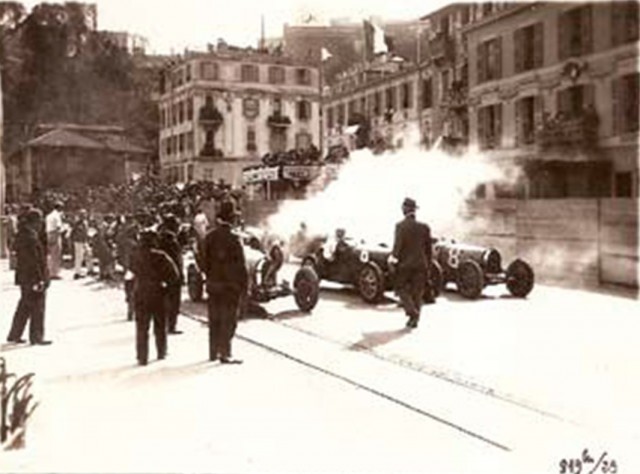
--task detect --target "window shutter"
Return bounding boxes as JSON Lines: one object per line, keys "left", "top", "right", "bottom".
{"left": 477, "top": 107, "right": 486, "bottom": 148}
{"left": 496, "top": 37, "right": 503, "bottom": 79}
{"left": 612, "top": 77, "right": 622, "bottom": 135}
{"left": 514, "top": 28, "right": 524, "bottom": 74}
{"left": 581, "top": 5, "right": 593, "bottom": 55}
{"left": 611, "top": 3, "right": 623, "bottom": 47}
{"left": 534, "top": 22, "right": 544, "bottom": 68}
{"left": 558, "top": 11, "right": 569, "bottom": 60}
{"left": 495, "top": 103, "right": 503, "bottom": 147}
{"left": 515, "top": 99, "right": 523, "bottom": 145}
{"left": 476, "top": 43, "right": 485, "bottom": 84}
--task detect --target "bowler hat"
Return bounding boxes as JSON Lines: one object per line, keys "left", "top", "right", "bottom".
{"left": 402, "top": 197, "right": 418, "bottom": 211}
{"left": 218, "top": 200, "right": 237, "bottom": 223}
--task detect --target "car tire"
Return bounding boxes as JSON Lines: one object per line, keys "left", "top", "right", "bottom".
{"left": 187, "top": 263, "right": 204, "bottom": 302}
{"left": 425, "top": 260, "right": 444, "bottom": 302}
{"left": 357, "top": 262, "right": 385, "bottom": 304}
{"left": 506, "top": 259, "right": 535, "bottom": 298}
{"left": 456, "top": 260, "right": 484, "bottom": 299}
{"left": 293, "top": 266, "right": 320, "bottom": 312}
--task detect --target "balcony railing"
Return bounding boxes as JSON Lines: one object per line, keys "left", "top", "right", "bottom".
{"left": 537, "top": 111, "right": 599, "bottom": 150}
{"left": 200, "top": 142, "right": 224, "bottom": 158}
{"left": 440, "top": 87, "right": 467, "bottom": 109}
{"left": 267, "top": 112, "right": 292, "bottom": 128}
{"left": 199, "top": 106, "right": 223, "bottom": 127}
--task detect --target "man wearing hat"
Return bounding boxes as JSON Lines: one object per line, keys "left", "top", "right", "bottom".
{"left": 130, "top": 229, "right": 181, "bottom": 365}
{"left": 7, "top": 207, "right": 52, "bottom": 345}
{"left": 45, "top": 201, "right": 64, "bottom": 279}
{"left": 201, "top": 200, "right": 247, "bottom": 363}
{"left": 158, "top": 213, "right": 184, "bottom": 334}
{"left": 389, "top": 197, "right": 432, "bottom": 329}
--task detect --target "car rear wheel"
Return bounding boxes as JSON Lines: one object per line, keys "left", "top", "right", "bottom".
{"left": 456, "top": 260, "right": 484, "bottom": 299}
{"left": 293, "top": 266, "right": 320, "bottom": 312}
{"left": 187, "top": 263, "right": 204, "bottom": 302}
{"left": 506, "top": 259, "right": 535, "bottom": 298}
{"left": 425, "top": 260, "right": 443, "bottom": 303}
{"left": 357, "top": 262, "right": 385, "bottom": 304}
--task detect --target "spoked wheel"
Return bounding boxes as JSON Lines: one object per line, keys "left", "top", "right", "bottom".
{"left": 456, "top": 260, "right": 484, "bottom": 299}
{"left": 187, "top": 264, "right": 204, "bottom": 302}
{"left": 425, "top": 260, "right": 443, "bottom": 303}
{"left": 506, "top": 259, "right": 535, "bottom": 298}
{"left": 293, "top": 266, "right": 320, "bottom": 312}
{"left": 357, "top": 262, "right": 385, "bottom": 304}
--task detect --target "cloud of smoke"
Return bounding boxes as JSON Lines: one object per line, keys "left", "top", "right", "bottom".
{"left": 265, "top": 138, "right": 523, "bottom": 248}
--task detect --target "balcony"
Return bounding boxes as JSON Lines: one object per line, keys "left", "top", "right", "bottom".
{"left": 199, "top": 105, "right": 223, "bottom": 128}
{"left": 200, "top": 142, "right": 224, "bottom": 158}
{"left": 267, "top": 112, "right": 292, "bottom": 128}
{"left": 440, "top": 85, "right": 467, "bottom": 109}
{"left": 537, "top": 110, "right": 599, "bottom": 150}
{"left": 428, "top": 33, "right": 455, "bottom": 63}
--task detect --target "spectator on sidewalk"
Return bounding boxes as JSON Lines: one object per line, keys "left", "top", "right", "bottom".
{"left": 201, "top": 201, "right": 247, "bottom": 364}
{"left": 45, "top": 202, "right": 64, "bottom": 279}
{"left": 130, "top": 229, "right": 181, "bottom": 365}
{"left": 71, "top": 209, "right": 90, "bottom": 279}
{"left": 6, "top": 208, "right": 52, "bottom": 345}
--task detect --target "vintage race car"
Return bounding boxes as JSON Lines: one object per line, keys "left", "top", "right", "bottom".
{"left": 433, "top": 239, "right": 534, "bottom": 299}
{"left": 301, "top": 235, "right": 443, "bottom": 304}
{"left": 186, "top": 228, "right": 320, "bottom": 313}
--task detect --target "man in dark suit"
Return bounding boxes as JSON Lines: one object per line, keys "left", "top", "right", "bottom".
{"left": 201, "top": 201, "right": 248, "bottom": 363}
{"left": 158, "top": 214, "right": 184, "bottom": 334}
{"left": 389, "top": 198, "right": 432, "bottom": 329}
{"left": 130, "top": 229, "right": 181, "bottom": 365}
{"left": 7, "top": 208, "right": 52, "bottom": 345}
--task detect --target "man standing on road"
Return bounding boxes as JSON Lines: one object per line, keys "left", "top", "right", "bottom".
{"left": 6, "top": 208, "right": 52, "bottom": 345}
{"left": 45, "top": 202, "right": 63, "bottom": 279}
{"left": 388, "top": 198, "right": 432, "bottom": 329}
{"left": 201, "top": 201, "right": 247, "bottom": 364}
{"left": 130, "top": 229, "right": 181, "bottom": 365}
{"left": 158, "top": 214, "right": 183, "bottom": 334}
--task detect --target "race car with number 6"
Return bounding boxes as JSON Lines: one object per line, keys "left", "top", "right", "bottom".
{"left": 301, "top": 233, "right": 443, "bottom": 304}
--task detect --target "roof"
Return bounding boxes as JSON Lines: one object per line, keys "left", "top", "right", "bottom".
{"left": 26, "top": 128, "right": 150, "bottom": 155}
{"left": 27, "top": 129, "right": 106, "bottom": 150}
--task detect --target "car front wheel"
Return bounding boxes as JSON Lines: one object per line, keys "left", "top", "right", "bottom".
{"left": 357, "top": 262, "right": 385, "bottom": 304}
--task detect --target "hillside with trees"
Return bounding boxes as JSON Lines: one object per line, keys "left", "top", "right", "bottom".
{"left": 0, "top": 2, "right": 161, "bottom": 158}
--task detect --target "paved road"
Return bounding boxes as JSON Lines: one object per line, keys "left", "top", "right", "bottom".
{"left": 1, "top": 263, "right": 638, "bottom": 472}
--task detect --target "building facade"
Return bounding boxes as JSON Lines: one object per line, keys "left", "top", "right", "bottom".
{"left": 157, "top": 46, "right": 321, "bottom": 187}
{"left": 465, "top": 1, "right": 639, "bottom": 198}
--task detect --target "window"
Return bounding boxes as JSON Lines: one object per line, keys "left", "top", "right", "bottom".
{"left": 401, "top": 82, "right": 412, "bottom": 109}
{"left": 178, "top": 101, "right": 184, "bottom": 123}
{"left": 477, "top": 37, "right": 502, "bottom": 84}
{"left": 422, "top": 78, "right": 433, "bottom": 109}
{"left": 461, "top": 5, "right": 470, "bottom": 25}
{"left": 477, "top": 103, "right": 502, "bottom": 149}
{"left": 327, "top": 107, "right": 334, "bottom": 129}
{"left": 247, "top": 127, "right": 257, "bottom": 151}
{"left": 557, "top": 84, "right": 594, "bottom": 118}
{"left": 178, "top": 133, "right": 184, "bottom": 153}
{"left": 186, "top": 133, "right": 194, "bottom": 152}
{"left": 559, "top": 5, "right": 592, "bottom": 60}
{"left": 612, "top": 73, "right": 640, "bottom": 135}
{"left": 187, "top": 98, "right": 193, "bottom": 121}
{"left": 273, "top": 97, "right": 282, "bottom": 114}
{"left": 515, "top": 96, "right": 539, "bottom": 145}
{"left": 612, "top": 1, "right": 639, "bottom": 46}
{"left": 514, "top": 23, "right": 544, "bottom": 73}
{"left": 348, "top": 100, "right": 357, "bottom": 119}
{"left": 385, "top": 87, "right": 396, "bottom": 112}
{"left": 268, "top": 66, "right": 285, "bottom": 84}
{"left": 296, "top": 132, "right": 312, "bottom": 150}
{"left": 297, "top": 100, "right": 311, "bottom": 121}
{"left": 186, "top": 64, "right": 192, "bottom": 82}
{"left": 200, "top": 62, "right": 218, "bottom": 80}
{"left": 614, "top": 172, "right": 633, "bottom": 197}
{"left": 204, "top": 168, "right": 214, "bottom": 181}
{"left": 172, "top": 104, "right": 178, "bottom": 126}
{"left": 160, "top": 109, "right": 165, "bottom": 129}
{"left": 295, "top": 68, "right": 311, "bottom": 85}
{"left": 440, "top": 70, "right": 450, "bottom": 102}
{"left": 360, "top": 96, "right": 367, "bottom": 115}
{"left": 374, "top": 91, "right": 382, "bottom": 116}
{"left": 241, "top": 64, "right": 260, "bottom": 82}
{"left": 337, "top": 103, "right": 345, "bottom": 126}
